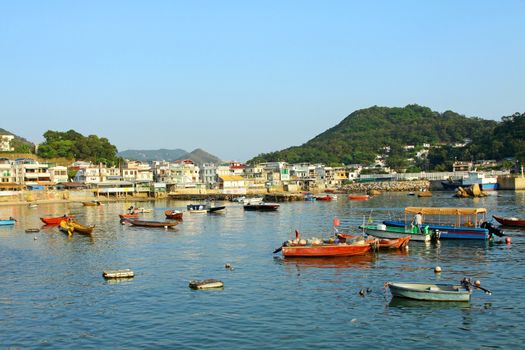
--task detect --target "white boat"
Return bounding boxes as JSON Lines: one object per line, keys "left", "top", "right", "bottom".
{"left": 387, "top": 282, "right": 472, "bottom": 301}
{"left": 462, "top": 171, "right": 498, "bottom": 191}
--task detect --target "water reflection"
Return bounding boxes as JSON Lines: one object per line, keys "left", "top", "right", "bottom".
{"left": 279, "top": 253, "right": 376, "bottom": 269}
{"left": 388, "top": 297, "right": 471, "bottom": 309}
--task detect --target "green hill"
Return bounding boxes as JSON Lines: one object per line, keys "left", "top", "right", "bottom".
{"left": 249, "top": 105, "right": 498, "bottom": 165}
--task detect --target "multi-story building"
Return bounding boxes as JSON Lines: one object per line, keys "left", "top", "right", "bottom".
{"left": 200, "top": 163, "right": 218, "bottom": 188}
{"left": 14, "top": 158, "right": 51, "bottom": 189}
{"left": 49, "top": 166, "right": 68, "bottom": 183}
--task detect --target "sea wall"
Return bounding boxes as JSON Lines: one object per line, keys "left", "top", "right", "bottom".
{"left": 341, "top": 180, "right": 430, "bottom": 193}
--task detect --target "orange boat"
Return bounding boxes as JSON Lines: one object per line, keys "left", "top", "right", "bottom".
{"left": 348, "top": 195, "right": 369, "bottom": 200}
{"left": 40, "top": 215, "right": 75, "bottom": 225}
{"left": 119, "top": 213, "right": 139, "bottom": 219}
{"left": 315, "top": 195, "right": 333, "bottom": 201}
{"left": 278, "top": 230, "right": 375, "bottom": 258}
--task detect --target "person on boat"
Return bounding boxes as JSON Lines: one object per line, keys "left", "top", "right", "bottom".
{"left": 412, "top": 212, "right": 423, "bottom": 233}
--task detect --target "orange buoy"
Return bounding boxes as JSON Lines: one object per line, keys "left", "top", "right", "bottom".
{"left": 475, "top": 280, "right": 481, "bottom": 287}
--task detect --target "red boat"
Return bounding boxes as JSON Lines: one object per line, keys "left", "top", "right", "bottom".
{"left": 119, "top": 213, "right": 139, "bottom": 219}
{"left": 165, "top": 210, "right": 183, "bottom": 220}
{"left": 315, "top": 195, "right": 333, "bottom": 201}
{"left": 282, "top": 241, "right": 373, "bottom": 257}
{"left": 493, "top": 215, "right": 525, "bottom": 227}
{"left": 348, "top": 195, "right": 369, "bottom": 200}
{"left": 40, "top": 215, "right": 75, "bottom": 225}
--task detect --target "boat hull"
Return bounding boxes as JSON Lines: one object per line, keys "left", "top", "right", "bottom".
{"left": 244, "top": 204, "right": 279, "bottom": 211}
{"left": 123, "top": 219, "right": 180, "bottom": 228}
{"left": 361, "top": 225, "right": 431, "bottom": 242}
{"left": 165, "top": 210, "right": 183, "bottom": 220}
{"left": 388, "top": 282, "right": 471, "bottom": 302}
{"left": 282, "top": 243, "right": 371, "bottom": 257}
{"left": 0, "top": 220, "right": 16, "bottom": 226}
{"left": 493, "top": 215, "right": 525, "bottom": 227}
{"left": 348, "top": 195, "right": 369, "bottom": 200}
{"left": 383, "top": 220, "right": 489, "bottom": 240}
{"left": 41, "top": 216, "right": 75, "bottom": 225}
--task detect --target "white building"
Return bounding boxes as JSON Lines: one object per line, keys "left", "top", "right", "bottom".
{"left": 49, "top": 166, "right": 68, "bottom": 183}
{"left": 0, "top": 135, "right": 14, "bottom": 152}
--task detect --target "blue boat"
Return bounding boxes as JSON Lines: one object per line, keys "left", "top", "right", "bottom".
{"left": 0, "top": 218, "right": 16, "bottom": 225}
{"left": 304, "top": 193, "right": 316, "bottom": 201}
{"left": 383, "top": 207, "right": 492, "bottom": 240}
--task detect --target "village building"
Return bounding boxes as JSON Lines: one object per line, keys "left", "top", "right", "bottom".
{"left": 0, "top": 134, "right": 14, "bottom": 152}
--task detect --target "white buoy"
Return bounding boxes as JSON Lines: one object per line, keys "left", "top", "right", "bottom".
{"left": 434, "top": 266, "right": 442, "bottom": 273}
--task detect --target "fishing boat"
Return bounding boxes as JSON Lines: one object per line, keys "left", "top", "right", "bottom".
{"left": 121, "top": 218, "right": 180, "bottom": 228}
{"left": 59, "top": 220, "right": 95, "bottom": 235}
{"left": 462, "top": 171, "right": 498, "bottom": 191}
{"left": 28, "top": 203, "right": 38, "bottom": 208}
{"left": 416, "top": 191, "right": 432, "bottom": 197}
{"left": 441, "top": 179, "right": 463, "bottom": 190}
{"left": 280, "top": 239, "right": 374, "bottom": 258}
{"left": 189, "top": 279, "right": 224, "bottom": 290}
{"left": 315, "top": 194, "right": 334, "bottom": 201}
{"left": 304, "top": 193, "right": 316, "bottom": 201}
{"left": 118, "top": 213, "right": 139, "bottom": 219}
{"left": 0, "top": 218, "right": 16, "bottom": 226}
{"left": 359, "top": 224, "right": 434, "bottom": 242}
{"left": 82, "top": 201, "right": 102, "bottom": 206}
{"left": 348, "top": 194, "right": 369, "bottom": 200}
{"left": 187, "top": 204, "right": 226, "bottom": 213}
{"left": 338, "top": 233, "right": 411, "bottom": 248}
{"left": 383, "top": 207, "right": 495, "bottom": 240}
{"left": 387, "top": 282, "right": 472, "bottom": 301}
{"left": 40, "top": 215, "right": 75, "bottom": 225}
{"left": 165, "top": 210, "right": 183, "bottom": 220}
{"left": 136, "top": 207, "right": 153, "bottom": 213}
{"left": 492, "top": 215, "right": 525, "bottom": 227}
{"left": 243, "top": 202, "right": 280, "bottom": 211}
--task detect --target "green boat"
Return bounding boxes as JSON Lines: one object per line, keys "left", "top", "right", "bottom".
{"left": 387, "top": 282, "right": 471, "bottom": 302}
{"left": 360, "top": 224, "right": 434, "bottom": 242}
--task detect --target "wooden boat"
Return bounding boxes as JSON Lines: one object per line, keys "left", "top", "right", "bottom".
{"left": 493, "top": 215, "right": 525, "bottom": 227}
{"left": 165, "top": 210, "right": 183, "bottom": 220}
{"left": 189, "top": 279, "right": 224, "bottom": 290}
{"left": 348, "top": 194, "right": 369, "bottom": 200}
{"left": 59, "top": 220, "right": 95, "bottom": 235}
{"left": 82, "top": 201, "right": 101, "bottom": 206}
{"left": 121, "top": 218, "right": 180, "bottom": 228}
{"left": 281, "top": 240, "right": 373, "bottom": 258}
{"left": 387, "top": 282, "right": 472, "bottom": 302}
{"left": 360, "top": 224, "right": 433, "bottom": 242}
{"left": 337, "top": 233, "right": 410, "bottom": 249}
{"left": 315, "top": 195, "right": 333, "bottom": 201}
{"left": 40, "top": 215, "right": 75, "bottom": 225}
{"left": 187, "top": 204, "right": 226, "bottom": 213}
{"left": 0, "top": 218, "right": 17, "bottom": 225}
{"left": 383, "top": 207, "right": 492, "bottom": 240}
{"left": 243, "top": 203, "right": 280, "bottom": 211}
{"left": 119, "top": 213, "right": 139, "bottom": 219}
{"left": 416, "top": 191, "right": 432, "bottom": 197}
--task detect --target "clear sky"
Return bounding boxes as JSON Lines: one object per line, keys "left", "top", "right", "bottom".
{"left": 1, "top": 1, "right": 523, "bottom": 162}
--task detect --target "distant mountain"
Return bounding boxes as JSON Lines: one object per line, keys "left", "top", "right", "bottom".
{"left": 185, "top": 148, "right": 222, "bottom": 165}
{"left": 118, "top": 149, "right": 188, "bottom": 162}
{"left": 248, "top": 104, "right": 498, "bottom": 165}
{"left": 118, "top": 148, "right": 222, "bottom": 164}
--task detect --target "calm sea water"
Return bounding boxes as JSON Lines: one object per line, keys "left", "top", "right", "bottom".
{"left": 1, "top": 192, "right": 525, "bottom": 349}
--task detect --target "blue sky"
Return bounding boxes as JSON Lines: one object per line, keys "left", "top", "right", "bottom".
{"left": 1, "top": 1, "right": 523, "bottom": 161}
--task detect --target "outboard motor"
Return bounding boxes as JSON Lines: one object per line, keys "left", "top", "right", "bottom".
{"left": 480, "top": 221, "right": 504, "bottom": 238}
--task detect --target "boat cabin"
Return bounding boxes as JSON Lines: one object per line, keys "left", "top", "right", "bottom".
{"left": 404, "top": 207, "right": 487, "bottom": 228}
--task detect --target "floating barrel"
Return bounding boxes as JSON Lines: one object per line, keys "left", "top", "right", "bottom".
{"left": 103, "top": 269, "right": 135, "bottom": 279}
{"left": 189, "top": 279, "right": 224, "bottom": 290}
